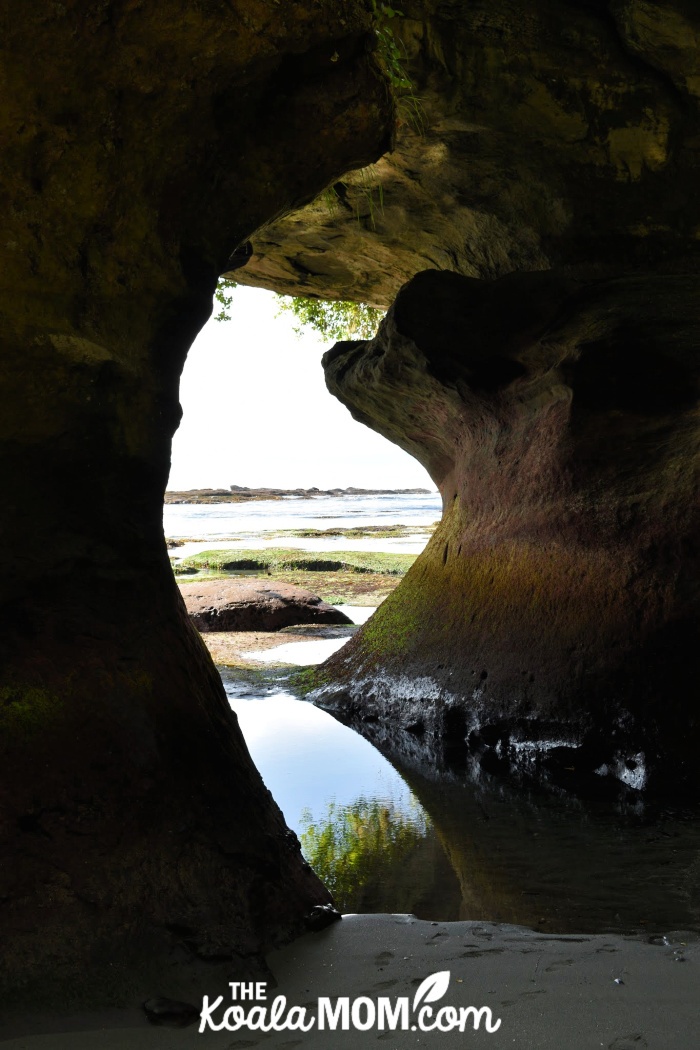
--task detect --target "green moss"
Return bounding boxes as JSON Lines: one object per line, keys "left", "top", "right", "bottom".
{"left": 266, "top": 524, "right": 435, "bottom": 539}
{"left": 288, "top": 664, "right": 334, "bottom": 696}
{"left": 0, "top": 685, "right": 64, "bottom": 740}
{"left": 356, "top": 572, "right": 426, "bottom": 657}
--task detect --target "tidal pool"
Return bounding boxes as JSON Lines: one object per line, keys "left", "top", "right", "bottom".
{"left": 223, "top": 671, "right": 700, "bottom": 936}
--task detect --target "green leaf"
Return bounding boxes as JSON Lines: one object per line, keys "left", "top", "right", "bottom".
{"left": 276, "top": 295, "right": 384, "bottom": 341}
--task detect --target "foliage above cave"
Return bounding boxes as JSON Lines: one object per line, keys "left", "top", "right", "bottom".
{"left": 214, "top": 279, "right": 383, "bottom": 340}
{"left": 276, "top": 295, "right": 383, "bottom": 340}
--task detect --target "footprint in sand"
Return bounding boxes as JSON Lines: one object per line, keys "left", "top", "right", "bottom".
{"left": 608, "top": 1036, "right": 648, "bottom": 1049}
{"left": 544, "top": 957, "right": 575, "bottom": 973}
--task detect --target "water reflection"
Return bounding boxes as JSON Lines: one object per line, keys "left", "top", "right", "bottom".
{"left": 301, "top": 798, "right": 429, "bottom": 911}
{"left": 224, "top": 678, "right": 700, "bottom": 934}
{"left": 395, "top": 760, "right": 700, "bottom": 934}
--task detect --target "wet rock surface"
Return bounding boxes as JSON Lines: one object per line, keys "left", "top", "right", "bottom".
{"left": 319, "top": 267, "right": 700, "bottom": 793}
{"left": 180, "top": 578, "right": 352, "bottom": 632}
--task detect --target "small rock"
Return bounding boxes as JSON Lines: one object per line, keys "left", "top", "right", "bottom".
{"left": 143, "top": 997, "right": 199, "bottom": 1027}
{"left": 179, "top": 578, "right": 353, "bottom": 632}
{"left": 306, "top": 903, "right": 342, "bottom": 932}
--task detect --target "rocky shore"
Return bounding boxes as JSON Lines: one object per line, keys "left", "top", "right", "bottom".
{"left": 165, "top": 486, "right": 431, "bottom": 504}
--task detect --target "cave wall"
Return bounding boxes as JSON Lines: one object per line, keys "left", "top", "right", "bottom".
{"left": 3, "top": 0, "right": 699, "bottom": 1012}
{"left": 0, "top": 0, "right": 392, "bottom": 1010}
{"left": 320, "top": 268, "right": 699, "bottom": 791}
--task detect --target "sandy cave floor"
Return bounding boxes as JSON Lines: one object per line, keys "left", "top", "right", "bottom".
{"left": 1, "top": 915, "right": 697, "bottom": 1047}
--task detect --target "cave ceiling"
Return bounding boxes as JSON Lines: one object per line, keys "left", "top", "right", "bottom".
{"left": 233, "top": 0, "right": 700, "bottom": 307}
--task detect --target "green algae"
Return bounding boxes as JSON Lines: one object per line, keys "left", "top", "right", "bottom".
{"left": 265, "top": 524, "right": 436, "bottom": 539}
{"left": 179, "top": 547, "right": 416, "bottom": 575}
{"left": 288, "top": 664, "right": 334, "bottom": 697}
{"left": 177, "top": 565, "right": 401, "bottom": 605}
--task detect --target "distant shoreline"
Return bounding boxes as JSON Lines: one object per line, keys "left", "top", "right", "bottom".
{"left": 164, "top": 486, "right": 432, "bottom": 505}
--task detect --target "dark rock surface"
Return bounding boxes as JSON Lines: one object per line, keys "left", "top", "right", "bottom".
{"left": 0, "top": 0, "right": 391, "bottom": 1012}
{"left": 235, "top": 0, "right": 700, "bottom": 307}
{"left": 181, "top": 578, "right": 352, "bottom": 632}
{"left": 319, "top": 268, "right": 700, "bottom": 793}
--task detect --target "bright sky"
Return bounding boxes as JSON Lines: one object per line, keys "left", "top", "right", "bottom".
{"left": 168, "top": 286, "right": 434, "bottom": 491}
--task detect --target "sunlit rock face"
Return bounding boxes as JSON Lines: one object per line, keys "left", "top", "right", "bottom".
{"left": 0, "top": 1, "right": 391, "bottom": 1008}
{"left": 321, "top": 268, "right": 700, "bottom": 792}
{"left": 235, "top": 0, "right": 700, "bottom": 307}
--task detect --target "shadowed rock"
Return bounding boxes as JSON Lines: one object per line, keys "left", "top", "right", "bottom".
{"left": 236, "top": 0, "right": 700, "bottom": 305}
{"left": 320, "top": 268, "right": 700, "bottom": 793}
{"left": 181, "top": 578, "right": 352, "bottom": 632}
{"left": 0, "top": 0, "right": 392, "bottom": 1013}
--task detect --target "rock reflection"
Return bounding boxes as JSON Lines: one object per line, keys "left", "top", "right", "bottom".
{"left": 226, "top": 679, "right": 700, "bottom": 934}
{"left": 380, "top": 754, "right": 700, "bottom": 934}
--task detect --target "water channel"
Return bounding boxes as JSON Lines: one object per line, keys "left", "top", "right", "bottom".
{"left": 223, "top": 659, "right": 700, "bottom": 938}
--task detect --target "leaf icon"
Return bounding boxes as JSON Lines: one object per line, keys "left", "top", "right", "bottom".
{"left": 413, "top": 971, "right": 451, "bottom": 1012}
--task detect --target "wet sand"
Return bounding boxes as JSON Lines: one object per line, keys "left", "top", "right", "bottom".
{"left": 200, "top": 607, "right": 373, "bottom": 668}
{"left": 1, "top": 915, "right": 697, "bottom": 1047}
{"left": 201, "top": 628, "right": 321, "bottom": 667}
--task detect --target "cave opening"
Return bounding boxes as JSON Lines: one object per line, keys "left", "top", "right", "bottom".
{"left": 3, "top": 0, "right": 700, "bottom": 1031}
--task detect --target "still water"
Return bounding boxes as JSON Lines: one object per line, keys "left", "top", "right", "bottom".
{"left": 224, "top": 672, "right": 700, "bottom": 937}
{"left": 170, "top": 498, "right": 700, "bottom": 937}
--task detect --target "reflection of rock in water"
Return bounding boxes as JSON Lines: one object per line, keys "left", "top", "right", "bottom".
{"left": 323, "top": 722, "right": 700, "bottom": 934}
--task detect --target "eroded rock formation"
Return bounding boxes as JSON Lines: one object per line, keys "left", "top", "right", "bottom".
{"left": 319, "top": 268, "right": 699, "bottom": 791}
{"left": 235, "top": 0, "right": 700, "bottom": 305}
{"left": 0, "top": 0, "right": 391, "bottom": 1010}
{"left": 215, "top": 0, "right": 700, "bottom": 794}
{"left": 3, "top": 0, "right": 700, "bottom": 1015}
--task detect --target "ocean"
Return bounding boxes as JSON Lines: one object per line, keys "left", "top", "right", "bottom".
{"left": 163, "top": 490, "right": 443, "bottom": 558}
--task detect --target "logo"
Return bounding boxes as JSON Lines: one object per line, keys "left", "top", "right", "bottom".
{"left": 199, "top": 971, "right": 502, "bottom": 1034}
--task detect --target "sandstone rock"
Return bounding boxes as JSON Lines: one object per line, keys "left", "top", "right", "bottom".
{"left": 235, "top": 0, "right": 700, "bottom": 307}
{"left": 180, "top": 579, "right": 352, "bottom": 632}
{"left": 0, "top": 0, "right": 391, "bottom": 1011}
{"left": 4, "top": 0, "right": 700, "bottom": 1015}
{"left": 319, "top": 268, "right": 700, "bottom": 793}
